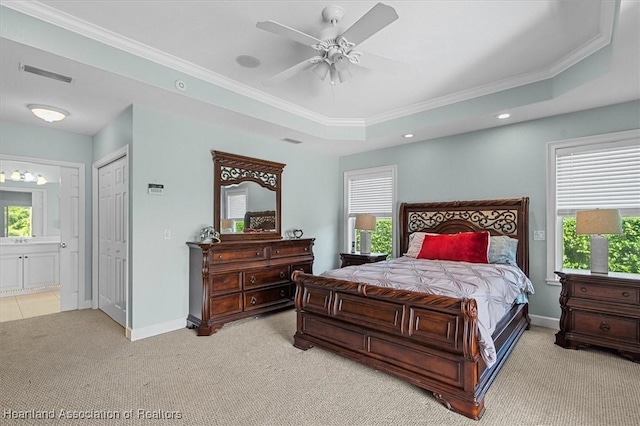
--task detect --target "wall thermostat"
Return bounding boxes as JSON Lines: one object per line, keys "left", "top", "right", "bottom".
{"left": 148, "top": 183, "right": 164, "bottom": 195}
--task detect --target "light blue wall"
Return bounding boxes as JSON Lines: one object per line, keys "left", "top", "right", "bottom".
{"left": 128, "top": 105, "right": 339, "bottom": 329}
{"left": 93, "top": 106, "right": 133, "bottom": 162}
{"left": 0, "top": 120, "right": 94, "bottom": 300}
{"left": 339, "top": 100, "right": 640, "bottom": 320}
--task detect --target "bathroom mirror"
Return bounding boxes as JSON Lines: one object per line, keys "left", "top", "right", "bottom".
{"left": 212, "top": 150, "right": 285, "bottom": 241}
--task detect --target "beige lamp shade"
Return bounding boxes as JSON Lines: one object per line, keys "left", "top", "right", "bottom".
{"left": 221, "top": 219, "right": 234, "bottom": 229}
{"left": 576, "top": 209, "right": 622, "bottom": 235}
{"left": 355, "top": 214, "right": 376, "bottom": 231}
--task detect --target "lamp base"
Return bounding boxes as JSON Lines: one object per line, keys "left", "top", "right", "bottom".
{"left": 590, "top": 235, "right": 609, "bottom": 275}
{"left": 360, "top": 230, "right": 371, "bottom": 255}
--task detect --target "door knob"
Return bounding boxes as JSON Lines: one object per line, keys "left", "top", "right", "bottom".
{"left": 60, "top": 242, "right": 67, "bottom": 248}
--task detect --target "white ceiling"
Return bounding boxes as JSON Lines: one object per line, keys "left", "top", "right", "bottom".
{"left": 1, "top": 1, "right": 639, "bottom": 156}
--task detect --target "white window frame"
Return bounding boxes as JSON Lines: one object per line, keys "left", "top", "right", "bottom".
{"left": 343, "top": 165, "right": 397, "bottom": 256}
{"left": 546, "top": 129, "right": 640, "bottom": 285}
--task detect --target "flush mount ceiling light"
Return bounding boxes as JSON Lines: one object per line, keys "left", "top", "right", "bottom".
{"left": 27, "top": 104, "right": 69, "bottom": 122}
{"left": 497, "top": 113, "right": 511, "bottom": 120}
{"left": 403, "top": 133, "right": 414, "bottom": 138}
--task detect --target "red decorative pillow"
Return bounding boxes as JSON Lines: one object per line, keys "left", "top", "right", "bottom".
{"left": 417, "top": 231, "right": 490, "bottom": 263}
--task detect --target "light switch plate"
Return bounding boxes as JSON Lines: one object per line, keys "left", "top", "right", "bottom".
{"left": 533, "top": 230, "right": 545, "bottom": 241}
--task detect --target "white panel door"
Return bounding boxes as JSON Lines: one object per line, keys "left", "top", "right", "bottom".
{"left": 98, "top": 155, "right": 127, "bottom": 326}
{"left": 59, "top": 166, "right": 81, "bottom": 311}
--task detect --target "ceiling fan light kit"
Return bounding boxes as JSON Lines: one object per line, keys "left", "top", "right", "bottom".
{"left": 257, "top": 3, "right": 400, "bottom": 86}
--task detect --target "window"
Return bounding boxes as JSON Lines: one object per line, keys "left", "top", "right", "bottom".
{"left": 344, "top": 165, "right": 396, "bottom": 256}
{"left": 224, "top": 187, "right": 247, "bottom": 232}
{"left": 547, "top": 130, "right": 640, "bottom": 281}
{"left": 1, "top": 189, "right": 34, "bottom": 238}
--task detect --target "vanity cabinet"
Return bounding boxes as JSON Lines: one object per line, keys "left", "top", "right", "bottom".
{"left": 0, "top": 243, "right": 60, "bottom": 293}
{"left": 187, "top": 238, "right": 314, "bottom": 336}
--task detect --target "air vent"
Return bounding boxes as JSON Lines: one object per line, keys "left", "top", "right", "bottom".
{"left": 20, "top": 64, "right": 73, "bottom": 84}
{"left": 281, "top": 138, "right": 303, "bottom": 145}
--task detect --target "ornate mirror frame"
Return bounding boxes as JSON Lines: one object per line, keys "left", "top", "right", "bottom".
{"left": 212, "top": 150, "right": 285, "bottom": 241}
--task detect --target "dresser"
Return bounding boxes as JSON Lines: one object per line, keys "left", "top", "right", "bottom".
{"left": 339, "top": 252, "right": 388, "bottom": 268}
{"left": 187, "top": 238, "right": 314, "bottom": 336}
{"left": 555, "top": 271, "right": 640, "bottom": 362}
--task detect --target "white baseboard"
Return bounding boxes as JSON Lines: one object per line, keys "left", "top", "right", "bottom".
{"left": 529, "top": 314, "right": 559, "bottom": 330}
{"left": 126, "top": 318, "right": 186, "bottom": 341}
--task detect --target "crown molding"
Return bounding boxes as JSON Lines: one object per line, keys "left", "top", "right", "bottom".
{"left": 3, "top": 0, "right": 617, "bottom": 132}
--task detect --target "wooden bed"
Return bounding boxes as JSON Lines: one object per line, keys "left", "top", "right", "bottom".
{"left": 292, "top": 197, "right": 530, "bottom": 420}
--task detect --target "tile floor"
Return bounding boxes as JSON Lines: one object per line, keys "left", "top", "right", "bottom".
{"left": 0, "top": 290, "right": 60, "bottom": 322}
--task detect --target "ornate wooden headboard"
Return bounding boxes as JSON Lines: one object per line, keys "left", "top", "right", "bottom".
{"left": 399, "top": 197, "right": 530, "bottom": 275}
{"left": 244, "top": 210, "right": 276, "bottom": 231}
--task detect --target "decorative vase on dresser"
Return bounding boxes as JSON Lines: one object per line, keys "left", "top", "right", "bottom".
{"left": 555, "top": 271, "right": 640, "bottom": 363}
{"left": 187, "top": 238, "right": 314, "bottom": 336}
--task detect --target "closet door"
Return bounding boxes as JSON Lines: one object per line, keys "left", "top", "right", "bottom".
{"left": 98, "top": 155, "right": 127, "bottom": 326}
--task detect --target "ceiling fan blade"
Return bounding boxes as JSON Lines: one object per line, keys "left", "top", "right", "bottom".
{"left": 256, "top": 20, "right": 322, "bottom": 47}
{"left": 339, "top": 3, "right": 399, "bottom": 46}
{"left": 355, "top": 52, "right": 409, "bottom": 76}
{"left": 263, "top": 56, "right": 324, "bottom": 86}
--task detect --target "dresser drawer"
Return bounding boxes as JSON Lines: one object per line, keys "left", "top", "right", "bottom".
{"left": 208, "top": 272, "right": 242, "bottom": 294}
{"left": 571, "top": 281, "right": 638, "bottom": 305}
{"left": 572, "top": 310, "right": 639, "bottom": 342}
{"left": 244, "top": 284, "right": 291, "bottom": 310}
{"left": 291, "top": 262, "right": 313, "bottom": 275}
{"left": 270, "top": 242, "right": 313, "bottom": 259}
{"left": 209, "top": 293, "right": 243, "bottom": 317}
{"left": 209, "top": 247, "right": 265, "bottom": 262}
{"left": 244, "top": 266, "right": 289, "bottom": 289}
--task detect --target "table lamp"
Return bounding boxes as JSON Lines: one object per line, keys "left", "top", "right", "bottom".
{"left": 355, "top": 214, "right": 376, "bottom": 255}
{"left": 576, "top": 209, "right": 622, "bottom": 274}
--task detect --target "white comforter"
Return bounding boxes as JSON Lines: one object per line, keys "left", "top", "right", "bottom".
{"left": 321, "top": 256, "right": 535, "bottom": 367}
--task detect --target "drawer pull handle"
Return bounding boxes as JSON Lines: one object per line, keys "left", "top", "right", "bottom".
{"left": 279, "top": 271, "right": 286, "bottom": 279}
{"left": 580, "top": 287, "right": 587, "bottom": 293}
{"left": 275, "top": 250, "right": 280, "bottom": 254}
{"left": 250, "top": 297, "right": 257, "bottom": 305}
{"left": 599, "top": 322, "right": 611, "bottom": 332}
{"left": 622, "top": 292, "right": 629, "bottom": 297}
{"left": 218, "top": 254, "right": 223, "bottom": 260}
{"left": 304, "top": 247, "right": 308, "bottom": 251}
{"left": 256, "top": 252, "right": 261, "bottom": 256}
{"left": 249, "top": 276, "right": 256, "bottom": 284}
{"left": 280, "top": 290, "right": 286, "bottom": 297}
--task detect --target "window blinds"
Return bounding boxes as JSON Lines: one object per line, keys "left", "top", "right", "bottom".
{"left": 227, "top": 192, "right": 246, "bottom": 219}
{"left": 348, "top": 172, "right": 393, "bottom": 216}
{"left": 556, "top": 141, "right": 640, "bottom": 215}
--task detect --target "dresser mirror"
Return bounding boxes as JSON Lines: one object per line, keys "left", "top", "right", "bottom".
{"left": 212, "top": 150, "right": 285, "bottom": 241}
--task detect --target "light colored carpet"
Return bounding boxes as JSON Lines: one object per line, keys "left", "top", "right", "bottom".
{"left": 1, "top": 309, "right": 638, "bottom": 425}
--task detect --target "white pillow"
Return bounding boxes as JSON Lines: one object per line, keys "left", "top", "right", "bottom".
{"left": 405, "top": 232, "right": 430, "bottom": 258}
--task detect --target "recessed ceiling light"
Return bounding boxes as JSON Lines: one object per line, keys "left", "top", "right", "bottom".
{"left": 403, "top": 133, "right": 414, "bottom": 138}
{"left": 27, "top": 104, "right": 69, "bottom": 122}
{"left": 236, "top": 55, "right": 261, "bottom": 68}
{"left": 497, "top": 113, "right": 511, "bottom": 120}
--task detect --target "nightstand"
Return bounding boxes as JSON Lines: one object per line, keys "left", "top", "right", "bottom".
{"left": 339, "top": 252, "right": 388, "bottom": 268}
{"left": 555, "top": 270, "right": 640, "bottom": 363}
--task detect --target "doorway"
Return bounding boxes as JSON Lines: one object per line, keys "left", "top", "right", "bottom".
{"left": 0, "top": 155, "right": 86, "bottom": 312}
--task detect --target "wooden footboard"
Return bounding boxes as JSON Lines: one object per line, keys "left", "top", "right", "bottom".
{"left": 292, "top": 271, "right": 529, "bottom": 420}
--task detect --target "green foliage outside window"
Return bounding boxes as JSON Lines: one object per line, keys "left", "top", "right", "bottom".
{"left": 356, "top": 217, "right": 393, "bottom": 256}
{"left": 563, "top": 217, "right": 640, "bottom": 274}
{"left": 5, "top": 206, "right": 32, "bottom": 237}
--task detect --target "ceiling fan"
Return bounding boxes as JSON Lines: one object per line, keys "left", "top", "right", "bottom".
{"left": 256, "top": 3, "right": 402, "bottom": 86}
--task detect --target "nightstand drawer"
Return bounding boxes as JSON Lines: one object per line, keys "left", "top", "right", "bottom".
{"left": 571, "top": 282, "right": 638, "bottom": 305}
{"left": 573, "top": 310, "right": 639, "bottom": 342}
